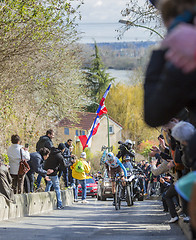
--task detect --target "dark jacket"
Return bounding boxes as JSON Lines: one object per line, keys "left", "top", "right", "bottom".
{"left": 28, "top": 152, "right": 47, "bottom": 177}
{"left": 63, "top": 144, "right": 72, "bottom": 167}
{"left": 116, "top": 144, "right": 135, "bottom": 161}
{"left": 44, "top": 147, "right": 66, "bottom": 176}
{"left": 144, "top": 49, "right": 196, "bottom": 127}
{"left": 36, "top": 135, "right": 53, "bottom": 151}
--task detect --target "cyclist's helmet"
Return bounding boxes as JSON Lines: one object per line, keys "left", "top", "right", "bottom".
{"left": 107, "top": 152, "right": 114, "bottom": 161}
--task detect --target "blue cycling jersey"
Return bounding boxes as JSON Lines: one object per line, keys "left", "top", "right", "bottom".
{"left": 105, "top": 157, "right": 127, "bottom": 177}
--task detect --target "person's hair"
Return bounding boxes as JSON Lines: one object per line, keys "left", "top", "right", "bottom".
{"left": 67, "top": 139, "right": 72, "bottom": 142}
{"left": 11, "top": 134, "right": 20, "bottom": 144}
{"left": 158, "top": 0, "right": 196, "bottom": 23}
{"left": 171, "top": 121, "right": 195, "bottom": 142}
{"left": 58, "top": 143, "right": 66, "bottom": 150}
{"left": 46, "top": 129, "right": 54, "bottom": 136}
{"left": 39, "top": 147, "right": 50, "bottom": 156}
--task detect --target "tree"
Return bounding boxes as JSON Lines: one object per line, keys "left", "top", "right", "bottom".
{"left": 105, "top": 70, "right": 159, "bottom": 144}
{"left": 85, "top": 42, "right": 115, "bottom": 112}
{"left": 118, "top": 0, "right": 164, "bottom": 39}
{"left": 0, "top": 0, "right": 86, "bottom": 153}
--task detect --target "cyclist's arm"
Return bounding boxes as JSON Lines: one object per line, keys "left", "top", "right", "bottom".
{"left": 105, "top": 163, "right": 111, "bottom": 177}
{"left": 117, "top": 159, "right": 127, "bottom": 177}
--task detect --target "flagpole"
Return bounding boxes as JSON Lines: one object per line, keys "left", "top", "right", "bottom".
{"left": 106, "top": 113, "right": 110, "bottom": 150}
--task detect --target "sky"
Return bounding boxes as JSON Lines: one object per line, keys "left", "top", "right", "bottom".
{"left": 79, "top": 0, "right": 129, "bottom": 23}
{"left": 76, "top": 0, "right": 160, "bottom": 43}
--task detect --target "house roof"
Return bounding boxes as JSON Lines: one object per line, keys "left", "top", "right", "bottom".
{"left": 58, "top": 112, "right": 123, "bottom": 130}
{"left": 58, "top": 112, "right": 96, "bottom": 130}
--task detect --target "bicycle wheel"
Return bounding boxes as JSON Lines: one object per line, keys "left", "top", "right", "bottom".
{"left": 130, "top": 181, "right": 134, "bottom": 205}
{"left": 126, "top": 183, "right": 133, "bottom": 206}
{"left": 126, "top": 184, "right": 131, "bottom": 206}
{"left": 115, "top": 182, "right": 121, "bottom": 210}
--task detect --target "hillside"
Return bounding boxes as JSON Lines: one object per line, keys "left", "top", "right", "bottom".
{"left": 81, "top": 41, "right": 157, "bottom": 70}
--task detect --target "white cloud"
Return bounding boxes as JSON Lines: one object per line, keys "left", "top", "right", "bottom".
{"left": 94, "top": 1, "right": 103, "bottom": 7}
{"left": 80, "top": 0, "right": 128, "bottom": 23}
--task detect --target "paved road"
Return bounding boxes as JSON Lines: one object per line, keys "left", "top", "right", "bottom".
{"left": 0, "top": 198, "right": 186, "bottom": 240}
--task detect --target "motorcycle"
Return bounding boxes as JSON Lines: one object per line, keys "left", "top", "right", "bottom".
{"left": 128, "top": 168, "right": 144, "bottom": 201}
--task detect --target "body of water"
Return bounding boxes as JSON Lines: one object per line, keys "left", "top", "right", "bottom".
{"left": 106, "top": 69, "right": 133, "bottom": 85}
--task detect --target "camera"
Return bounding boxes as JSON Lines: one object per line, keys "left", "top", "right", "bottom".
{"left": 25, "top": 143, "right": 29, "bottom": 148}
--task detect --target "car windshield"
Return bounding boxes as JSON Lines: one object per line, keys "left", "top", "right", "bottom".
{"left": 86, "top": 178, "right": 95, "bottom": 184}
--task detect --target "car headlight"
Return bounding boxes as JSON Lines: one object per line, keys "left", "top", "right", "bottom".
{"left": 104, "top": 182, "right": 110, "bottom": 187}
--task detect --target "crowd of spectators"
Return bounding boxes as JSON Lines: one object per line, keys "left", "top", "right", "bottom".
{"left": 145, "top": 0, "right": 196, "bottom": 237}
{"left": 0, "top": 129, "right": 91, "bottom": 209}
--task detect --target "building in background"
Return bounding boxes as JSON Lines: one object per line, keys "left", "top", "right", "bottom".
{"left": 56, "top": 112, "right": 122, "bottom": 155}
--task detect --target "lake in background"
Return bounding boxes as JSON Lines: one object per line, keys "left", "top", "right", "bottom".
{"left": 106, "top": 69, "right": 133, "bottom": 85}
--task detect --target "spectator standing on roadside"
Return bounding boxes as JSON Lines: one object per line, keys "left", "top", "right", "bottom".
{"left": 36, "top": 129, "right": 54, "bottom": 151}
{"left": 35, "top": 129, "right": 54, "bottom": 189}
{"left": 44, "top": 143, "right": 67, "bottom": 209}
{"left": 159, "top": 3, "right": 196, "bottom": 234}
{"left": 71, "top": 152, "right": 91, "bottom": 203}
{"left": 59, "top": 139, "right": 75, "bottom": 188}
{"left": 27, "top": 148, "right": 53, "bottom": 192}
{"left": 65, "top": 139, "right": 75, "bottom": 187}
{"left": 7, "top": 134, "right": 30, "bottom": 194}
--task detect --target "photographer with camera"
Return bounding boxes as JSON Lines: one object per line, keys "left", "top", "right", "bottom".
{"left": 116, "top": 139, "right": 135, "bottom": 162}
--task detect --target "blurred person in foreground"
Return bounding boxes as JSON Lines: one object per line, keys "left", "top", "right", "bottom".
{"left": 147, "top": 0, "right": 196, "bottom": 233}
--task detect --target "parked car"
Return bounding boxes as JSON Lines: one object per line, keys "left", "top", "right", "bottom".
{"left": 78, "top": 176, "right": 97, "bottom": 197}
{"left": 97, "top": 170, "right": 113, "bottom": 201}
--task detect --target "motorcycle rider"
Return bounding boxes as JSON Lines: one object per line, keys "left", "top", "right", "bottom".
{"left": 123, "top": 155, "right": 134, "bottom": 173}
{"left": 105, "top": 152, "right": 127, "bottom": 206}
{"left": 116, "top": 139, "right": 135, "bottom": 162}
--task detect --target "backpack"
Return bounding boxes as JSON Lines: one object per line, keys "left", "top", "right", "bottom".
{"left": 75, "top": 160, "right": 85, "bottom": 173}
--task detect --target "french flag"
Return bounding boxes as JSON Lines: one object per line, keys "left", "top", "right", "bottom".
{"left": 97, "top": 103, "right": 108, "bottom": 116}
{"left": 79, "top": 84, "right": 111, "bottom": 149}
{"left": 96, "top": 84, "right": 111, "bottom": 115}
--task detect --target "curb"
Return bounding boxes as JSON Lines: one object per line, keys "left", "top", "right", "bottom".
{"left": 0, "top": 189, "right": 74, "bottom": 221}
{"left": 178, "top": 217, "right": 192, "bottom": 240}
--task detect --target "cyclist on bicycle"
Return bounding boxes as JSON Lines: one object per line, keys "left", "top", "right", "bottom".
{"left": 105, "top": 152, "right": 127, "bottom": 205}
{"left": 117, "top": 139, "right": 135, "bottom": 162}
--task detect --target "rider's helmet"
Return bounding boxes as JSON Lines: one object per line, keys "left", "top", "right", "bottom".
{"left": 125, "top": 139, "right": 132, "bottom": 149}
{"left": 107, "top": 152, "right": 114, "bottom": 161}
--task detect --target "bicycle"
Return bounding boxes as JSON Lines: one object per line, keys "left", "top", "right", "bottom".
{"left": 114, "top": 173, "right": 124, "bottom": 210}
{"left": 114, "top": 174, "right": 134, "bottom": 210}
